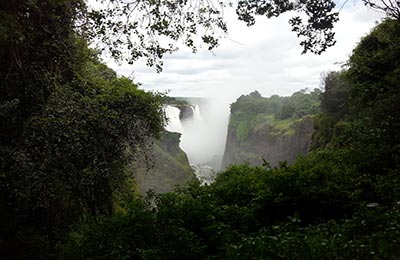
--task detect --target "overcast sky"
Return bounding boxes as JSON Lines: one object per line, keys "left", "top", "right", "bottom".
{"left": 107, "top": 0, "right": 383, "bottom": 102}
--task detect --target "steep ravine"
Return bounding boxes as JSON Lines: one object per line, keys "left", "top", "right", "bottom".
{"left": 165, "top": 101, "right": 221, "bottom": 184}
{"left": 130, "top": 100, "right": 211, "bottom": 194}
{"left": 132, "top": 90, "right": 318, "bottom": 193}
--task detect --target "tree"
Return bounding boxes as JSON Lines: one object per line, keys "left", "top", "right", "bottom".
{"left": 0, "top": 0, "right": 86, "bottom": 146}
{"left": 88, "top": 0, "right": 339, "bottom": 71}
{"left": 86, "top": 0, "right": 400, "bottom": 71}
{"left": 320, "top": 71, "right": 351, "bottom": 116}
{"left": 363, "top": 0, "right": 400, "bottom": 19}
{"left": 0, "top": 2, "right": 165, "bottom": 258}
{"left": 345, "top": 18, "right": 400, "bottom": 167}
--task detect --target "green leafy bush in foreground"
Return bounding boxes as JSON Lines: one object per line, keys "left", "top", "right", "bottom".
{"left": 63, "top": 157, "right": 400, "bottom": 259}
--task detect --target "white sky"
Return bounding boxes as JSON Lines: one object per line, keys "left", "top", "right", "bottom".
{"left": 107, "top": 0, "right": 383, "bottom": 102}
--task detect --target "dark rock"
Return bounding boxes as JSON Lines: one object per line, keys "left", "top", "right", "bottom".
{"left": 178, "top": 105, "right": 194, "bottom": 121}
{"left": 222, "top": 116, "right": 314, "bottom": 168}
{"left": 130, "top": 131, "right": 196, "bottom": 194}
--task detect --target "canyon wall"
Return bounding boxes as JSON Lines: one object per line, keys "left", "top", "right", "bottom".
{"left": 222, "top": 90, "right": 319, "bottom": 168}
{"left": 131, "top": 131, "right": 196, "bottom": 194}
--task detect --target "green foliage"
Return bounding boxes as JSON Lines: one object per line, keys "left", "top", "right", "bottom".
{"left": 231, "top": 89, "right": 320, "bottom": 122}
{"left": 229, "top": 89, "right": 320, "bottom": 141}
{"left": 0, "top": 56, "right": 164, "bottom": 258}
{"left": 0, "top": 0, "right": 342, "bottom": 75}
{"left": 63, "top": 153, "right": 400, "bottom": 259}
{"left": 0, "top": 0, "right": 86, "bottom": 147}
{"left": 226, "top": 203, "right": 400, "bottom": 260}
{"left": 313, "top": 19, "right": 400, "bottom": 166}
{"left": 235, "top": 118, "right": 252, "bottom": 142}
{"left": 346, "top": 19, "right": 400, "bottom": 167}
{"left": 0, "top": 2, "right": 164, "bottom": 256}
{"left": 311, "top": 71, "right": 351, "bottom": 149}
{"left": 320, "top": 71, "right": 351, "bottom": 116}
{"left": 235, "top": 0, "right": 339, "bottom": 54}
{"left": 275, "top": 89, "right": 321, "bottom": 120}
{"left": 162, "top": 96, "right": 190, "bottom": 106}
{"left": 348, "top": 19, "right": 400, "bottom": 105}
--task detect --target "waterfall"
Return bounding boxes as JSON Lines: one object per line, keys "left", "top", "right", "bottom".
{"left": 179, "top": 105, "right": 205, "bottom": 166}
{"left": 164, "top": 101, "right": 227, "bottom": 184}
{"left": 164, "top": 105, "right": 184, "bottom": 134}
{"left": 192, "top": 105, "right": 203, "bottom": 123}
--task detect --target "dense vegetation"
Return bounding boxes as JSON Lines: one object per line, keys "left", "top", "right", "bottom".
{"left": 221, "top": 89, "right": 318, "bottom": 168}
{"left": 162, "top": 97, "right": 190, "bottom": 107}
{"left": 229, "top": 89, "right": 320, "bottom": 141}
{"left": 1, "top": 0, "right": 400, "bottom": 259}
{"left": 0, "top": 1, "right": 165, "bottom": 258}
{"left": 62, "top": 19, "right": 400, "bottom": 259}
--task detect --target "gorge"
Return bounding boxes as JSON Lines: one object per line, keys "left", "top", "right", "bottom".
{"left": 164, "top": 100, "right": 223, "bottom": 184}
{"left": 148, "top": 89, "right": 320, "bottom": 192}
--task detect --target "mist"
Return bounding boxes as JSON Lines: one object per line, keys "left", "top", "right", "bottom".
{"left": 182, "top": 99, "right": 230, "bottom": 170}
{"left": 164, "top": 98, "right": 231, "bottom": 170}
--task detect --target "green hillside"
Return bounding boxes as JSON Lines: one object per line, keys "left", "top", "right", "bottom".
{"left": 223, "top": 89, "right": 320, "bottom": 168}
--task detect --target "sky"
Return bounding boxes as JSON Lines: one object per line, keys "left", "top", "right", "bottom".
{"left": 107, "top": 0, "right": 383, "bottom": 102}
{"left": 105, "top": 1, "right": 384, "bottom": 167}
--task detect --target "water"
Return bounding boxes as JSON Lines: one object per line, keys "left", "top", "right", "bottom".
{"left": 192, "top": 105, "right": 202, "bottom": 123}
{"left": 164, "top": 105, "right": 184, "bottom": 133}
{"left": 191, "top": 164, "right": 217, "bottom": 185}
{"left": 164, "top": 104, "right": 219, "bottom": 184}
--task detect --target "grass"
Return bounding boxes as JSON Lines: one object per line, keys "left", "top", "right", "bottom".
{"left": 250, "top": 114, "right": 298, "bottom": 136}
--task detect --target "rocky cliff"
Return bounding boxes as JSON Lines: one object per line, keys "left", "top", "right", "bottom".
{"left": 130, "top": 131, "right": 196, "bottom": 194}
{"left": 163, "top": 96, "right": 195, "bottom": 121}
{"left": 222, "top": 90, "right": 319, "bottom": 168}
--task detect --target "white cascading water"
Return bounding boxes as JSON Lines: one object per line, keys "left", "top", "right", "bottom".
{"left": 164, "top": 104, "right": 218, "bottom": 184}
{"left": 192, "top": 105, "right": 202, "bottom": 123}
{"left": 164, "top": 105, "right": 184, "bottom": 134}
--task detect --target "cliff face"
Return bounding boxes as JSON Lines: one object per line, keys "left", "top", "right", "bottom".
{"left": 131, "top": 131, "right": 196, "bottom": 194}
{"left": 177, "top": 105, "right": 194, "bottom": 121}
{"left": 222, "top": 90, "right": 319, "bottom": 168}
{"left": 222, "top": 116, "right": 314, "bottom": 168}
{"left": 163, "top": 96, "right": 195, "bottom": 122}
